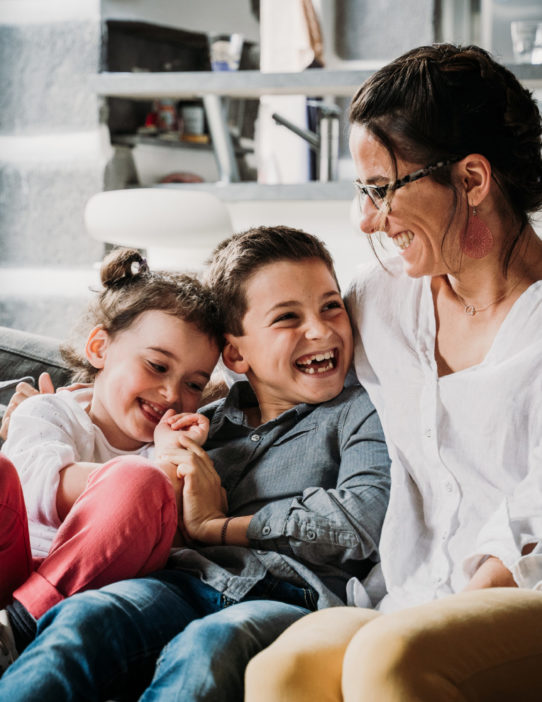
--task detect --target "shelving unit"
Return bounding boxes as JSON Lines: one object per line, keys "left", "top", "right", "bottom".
{"left": 92, "top": 67, "right": 378, "bottom": 101}
{"left": 93, "top": 64, "right": 542, "bottom": 193}
{"left": 92, "top": 63, "right": 542, "bottom": 100}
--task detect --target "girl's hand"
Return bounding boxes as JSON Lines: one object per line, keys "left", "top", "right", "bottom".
{"left": 165, "top": 412, "right": 210, "bottom": 447}
{"left": 154, "top": 410, "right": 209, "bottom": 455}
{"left": 0, "top": 372, "right": 54, "bottom": 440}
{"left": 158, "top": 437, "right": 227, "bottom": 543}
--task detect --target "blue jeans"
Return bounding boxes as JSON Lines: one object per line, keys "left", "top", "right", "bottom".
{"left": 0, "top": 570, "right": 314, "bottom": 702}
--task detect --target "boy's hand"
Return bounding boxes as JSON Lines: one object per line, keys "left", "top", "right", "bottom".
{"left": 153, "top": 411, "right": 210, "bottom": 522}
{"left": 158, "top": 436, "right": 228, "bottom": 543}
{"left": 0, "top": 372, "right": 54, "bottom": 440}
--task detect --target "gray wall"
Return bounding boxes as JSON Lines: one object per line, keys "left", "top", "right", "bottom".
{"left": 0, "top": 5, "right": 108, "bottom": 337}
{"left": 334, "top": 0, "right": 434, "bottom": 60}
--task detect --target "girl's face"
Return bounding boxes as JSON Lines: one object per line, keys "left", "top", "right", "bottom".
{"left": 350, "top": 123, "right": 460, "bottom": 278}
{"left": 88, "top": 310, "right": 219, "bottom": 451}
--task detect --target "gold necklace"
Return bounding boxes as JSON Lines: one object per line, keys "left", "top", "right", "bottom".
{"left": 451, "top": 278, "right": 522, "bottom": 316}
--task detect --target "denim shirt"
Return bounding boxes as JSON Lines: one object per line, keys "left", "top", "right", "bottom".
{"left": 167, "top": 377, "right": 390, "bottom": 609}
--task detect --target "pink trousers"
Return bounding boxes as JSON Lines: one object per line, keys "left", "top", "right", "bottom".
{"left": 0, "top": 453, "right": 177, "bottom": 619}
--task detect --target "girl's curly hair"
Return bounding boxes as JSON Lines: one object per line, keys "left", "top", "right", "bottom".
{"left": 61, "top": 248, "right": 223, "bottom": 382}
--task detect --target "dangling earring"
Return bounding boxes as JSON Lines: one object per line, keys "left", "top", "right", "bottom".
{"left": 462, "top": 206, "right": 494, "bottom": 259}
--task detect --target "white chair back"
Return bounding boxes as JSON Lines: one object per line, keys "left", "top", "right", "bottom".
{"left": 84, "top": 188, "right": 233, "bottom": 271}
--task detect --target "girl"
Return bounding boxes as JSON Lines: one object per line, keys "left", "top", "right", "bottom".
{"left": 0, "top": 247, "right": 222, "bottom": 667}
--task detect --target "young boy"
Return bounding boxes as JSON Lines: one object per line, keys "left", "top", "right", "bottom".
{"left": 0, "top": 226, "right": 390, "bottom": 702}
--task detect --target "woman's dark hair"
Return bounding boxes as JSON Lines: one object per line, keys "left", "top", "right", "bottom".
{"left": 61, "top": 248, "right": 223, "bottom": 381}
{"left": 349, "top": 43, "right": 542, "bottom": 271}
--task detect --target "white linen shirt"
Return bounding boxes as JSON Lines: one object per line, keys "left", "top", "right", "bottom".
{"left": 2, "top": 389, "right": 153, "bottom": 558}
{"left": 345, "top": 257, "right": 542, "bottom": 612}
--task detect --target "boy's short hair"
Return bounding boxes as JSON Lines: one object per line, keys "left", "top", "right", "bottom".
{"left": 205, "top": 225, "right": 338, "bottom": 336}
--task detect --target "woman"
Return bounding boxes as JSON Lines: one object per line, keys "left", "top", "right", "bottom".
{"left": 245, "top": 43, "right": 542, "bottom": 701}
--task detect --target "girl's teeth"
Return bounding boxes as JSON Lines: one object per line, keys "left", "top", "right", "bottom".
{"left": 141, "top": 400, "right": 165, "bottom": 418}
{"left": 393, "top": 231, "right": 414, "bottom": 250}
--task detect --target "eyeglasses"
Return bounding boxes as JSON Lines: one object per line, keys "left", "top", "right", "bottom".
{"left": 353, "top": 157, "right": 462, "bottom": 212}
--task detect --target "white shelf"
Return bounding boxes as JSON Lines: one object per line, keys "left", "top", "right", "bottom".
{"left": 92, "top": 64, "right": 542, "bottom": 101}
{"left": 92, "top": 68, "right": 381, "bottom": 100}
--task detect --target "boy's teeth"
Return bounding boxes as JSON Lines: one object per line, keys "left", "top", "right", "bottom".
{"left": 297, "top": 350, "right": 335, "bottom": 366}
{"left": 393, "top": 231, "right": 414, "bottom": 250}
{"left": 303, "top": 361, "right": 334, "bottom": 374}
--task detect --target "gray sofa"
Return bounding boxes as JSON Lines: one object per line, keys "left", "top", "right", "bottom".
{"left": 0, "top": 326, "right": 71, "bottom": 438}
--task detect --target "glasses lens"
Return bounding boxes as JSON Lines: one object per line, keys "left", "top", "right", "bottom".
{"left": 369, "top": 189, "right": 385, "bottom": 209}
{"left": 355, "top": 185, "right": 381, "bottom": 210}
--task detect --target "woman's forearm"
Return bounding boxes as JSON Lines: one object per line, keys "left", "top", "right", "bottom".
{"left": 464, "top": 556, "right": 518, "bottom": 590}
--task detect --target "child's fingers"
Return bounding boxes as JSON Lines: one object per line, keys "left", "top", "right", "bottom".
{"left": 158, "top": 448, "right": 192, "bottom": 465}
{"left": 178, "top": 435, "right": 210, "bottom": 459}
{"left": 15, "top": 382, "right": 39, "bottom": 398}
{"left": 171, "top": 451, "right": 220, "bottom": 488}
{"left": 0, "top": 382, "right": 40, "bottom": 439}
{"left": 159, "top": 408, "right": 176, "bottom": 424}
{"left": 38, "top": 372, "right": 55, "bottom": 394}
{"left": 168, "top": 413, "right": 209, "bottom": 431}
{"left": 165, "top": 412, "right": 190, "bottom": 427}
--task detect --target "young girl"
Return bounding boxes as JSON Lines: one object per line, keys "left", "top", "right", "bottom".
{"left": 0, "top": 247, "right": 222, "bottom": 667}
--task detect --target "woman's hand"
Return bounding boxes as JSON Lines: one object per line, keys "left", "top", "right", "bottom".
{"left": 158, "top": 436, "right": 228, "bottom": 543}
{"left": 464, "top": 556, "right": 518, "bottom": 590}
{"left": 0, "top": 372, "right": 54, "bottom": 440}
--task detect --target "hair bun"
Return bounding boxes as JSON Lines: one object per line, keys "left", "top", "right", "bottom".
{"left": 101, "top": 248, "right": 150, "bottom": 289}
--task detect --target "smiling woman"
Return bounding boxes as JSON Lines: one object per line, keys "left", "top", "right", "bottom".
{"left": 245, "top": 43, "right": 542, "bottom": 702}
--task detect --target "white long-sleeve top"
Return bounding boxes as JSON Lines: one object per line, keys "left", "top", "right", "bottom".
{"left": 2, "top": 389, "right": 153, "bottom": 557}
{"left": 345, "top": 257, "right": 542, "bottom": 613}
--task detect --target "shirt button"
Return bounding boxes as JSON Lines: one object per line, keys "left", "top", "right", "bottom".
{"left": 307, "top": 529, "right": 317, "bottom": 540}
{"left": 424, "top": 428, "right": 432, "bottom": 438}
{"left": 445, "top": 481, "right": 453, "bottom": 493}
{"left": 250, "top": 434, "right": 260, "bottom": 442}
{"left": 262, "top": 525, "right": 271, "bottom": 535}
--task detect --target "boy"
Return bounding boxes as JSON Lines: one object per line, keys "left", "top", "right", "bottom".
{"left": 0, "top": 226, "right": 390, "bottom": 702}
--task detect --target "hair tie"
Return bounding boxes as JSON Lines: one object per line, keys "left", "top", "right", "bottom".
{"left": 131, "top": 257, "right": 149, "bottom": 276}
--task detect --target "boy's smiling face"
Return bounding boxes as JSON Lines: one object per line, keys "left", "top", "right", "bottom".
{"left": 224, "top": 258, "right": 353, "bottom": 423}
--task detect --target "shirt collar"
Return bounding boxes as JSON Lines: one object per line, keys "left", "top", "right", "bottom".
{"left": 210, "top": 380, "right": 315, "bottom": 432}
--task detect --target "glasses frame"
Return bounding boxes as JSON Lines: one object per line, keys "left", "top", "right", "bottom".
{"left": 353, "top": 157, "right": 463, "bottom": 212}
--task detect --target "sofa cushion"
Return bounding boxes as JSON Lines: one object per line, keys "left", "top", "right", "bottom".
{"left": 0, "top": 326, "right": 71, "bottom": 421}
